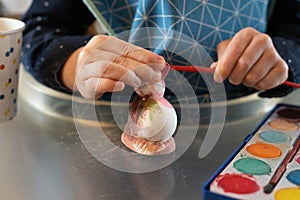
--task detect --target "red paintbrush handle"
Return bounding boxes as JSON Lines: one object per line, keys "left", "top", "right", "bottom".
{"left": 168, "top": 65, "right": 215, "bottom": 73}
{"left": 168, "top": 64, "right": 300, "bottom": 89}
{"left": 283, "top": 81, "right": 300, "bottom": 88}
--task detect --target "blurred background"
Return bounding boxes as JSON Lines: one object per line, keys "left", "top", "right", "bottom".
{"left": 0, "top": 0, "right": 32, "bottom": 18}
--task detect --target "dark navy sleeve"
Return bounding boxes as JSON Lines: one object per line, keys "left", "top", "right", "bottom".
{"left": 260, "top": 0, "right": 300, "bottom": 97}
{"left": 21, "top": 0, "right": 95, "bottom": 93}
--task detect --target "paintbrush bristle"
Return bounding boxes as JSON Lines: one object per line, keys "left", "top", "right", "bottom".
{"left": 263, "top": 183, "right": 274, "bottom": 194}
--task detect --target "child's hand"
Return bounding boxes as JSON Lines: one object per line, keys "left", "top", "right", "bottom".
{"left": 213, "top": 27, "right": 288, "bottom": 90}
{"left": 75, "top": 35, "right": 166, "bottom": 99}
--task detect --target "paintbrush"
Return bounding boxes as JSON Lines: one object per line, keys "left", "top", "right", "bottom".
{"left": 263, "top": 135, "right": 300, "bottom": 194}
{"left": 168, "top": 64, "right": 300, "bottom": 89}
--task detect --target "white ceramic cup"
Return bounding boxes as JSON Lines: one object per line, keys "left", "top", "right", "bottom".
{"left": 0, "top": 17, "right": 25, "bottom": 122}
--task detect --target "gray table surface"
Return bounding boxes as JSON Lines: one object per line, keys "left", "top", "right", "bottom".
{"left": 1, "top": 69, "right": 299, "bottom": 200}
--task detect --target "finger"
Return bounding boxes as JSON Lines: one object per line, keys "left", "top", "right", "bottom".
{"left": 80, "top": 77, "right": 125, "bottom": 99}
{"left": 216, "top": 39, "right": 231, "bottom": 60}
{"left": 242, "top": 50, "right": 277, "bottom": 87}
{"left": 77, "top": 61, "right": 142, "bottom": 88}
{"left": 95, "top": 36, "right": 166, "bottom": 70}
{"left": 253, "top": 61, "right": 288, "bottom": 90}
{"left": 78, "top": 59, "right": 162, "bottom": 88}
{"left": 89, "top": 77, "right": 125, "bottom": 95}
{"left": 113, "top": 55, "right": 162, "bottom": 83}
{"left": 80, "top": 49, "right": 164, "bottom": 83}
{"left": 80, "top": 49, "right": 122, "bottom": 63}
{"left": 214, "top": 28, "right": 256, "bottom": 82}
{"left": 228, "top": 35, "right": 269, "bottom": 85}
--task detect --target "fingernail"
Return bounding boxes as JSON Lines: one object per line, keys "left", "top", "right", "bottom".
{"left": 115, "top": 81, "right": 125, "bottom": 91}
{"left": 133, "top": 76, "right": 142, "bottom": 87}
{"left": 214, "top": 67, "right": 223, "bottom": 83}
{"left": 210, "top": 62, "right": 217, "bottom": 68}
{"left": 161, "top": 66, "right": 169, "bottom": 79}
{"left": 156, "top": 56, "right": 166, "bottom": 64}
{"left": 153, "top": 71, "right": 162, "bottom": 82}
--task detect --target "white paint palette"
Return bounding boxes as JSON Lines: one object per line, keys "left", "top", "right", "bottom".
{"left": 203, "top": 104, "right": 300, "bottom": 200}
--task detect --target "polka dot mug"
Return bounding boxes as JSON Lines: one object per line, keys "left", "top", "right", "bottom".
{"left": 0, "top": 17, "right": 25, "bottom": 122}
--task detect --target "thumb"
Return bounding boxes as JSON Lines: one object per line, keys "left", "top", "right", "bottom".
{"left": 212, "top": 39, "right": 231, "bottom": 82}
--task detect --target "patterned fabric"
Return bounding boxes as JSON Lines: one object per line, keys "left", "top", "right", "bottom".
{"left": 85, "top": 0, "right": 270, "bottom": 101}
{"left": 86, "top": 0, "right": 269, "bottom": 60}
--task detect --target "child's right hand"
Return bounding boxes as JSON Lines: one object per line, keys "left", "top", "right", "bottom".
{"left": 213, "top": 27, "right": 288, "bottom": 90}
{"left": 75, "top": 35, "right": 166, "bottom": 99}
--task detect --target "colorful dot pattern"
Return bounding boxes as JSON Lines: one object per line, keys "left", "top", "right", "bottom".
{"left": 0, "top": 32, "right": 22, "bottom": 122}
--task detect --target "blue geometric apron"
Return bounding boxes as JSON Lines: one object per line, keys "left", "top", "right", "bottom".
{"left": 83, "top": 0, "right": 270, "bottom": 101}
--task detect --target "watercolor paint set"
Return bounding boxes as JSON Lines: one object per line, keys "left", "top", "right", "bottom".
{"left": 203, "top": 103, "right": 300, "bottom": 200}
